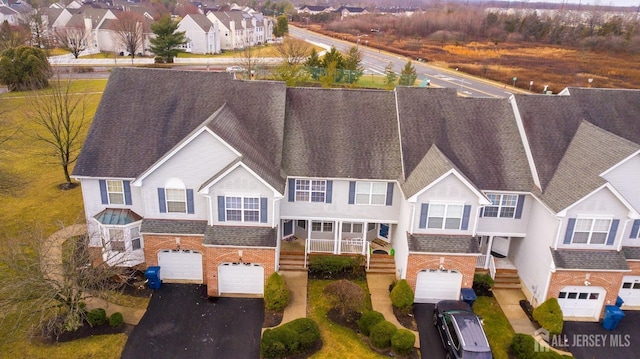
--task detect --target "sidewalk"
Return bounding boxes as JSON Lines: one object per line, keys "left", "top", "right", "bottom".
{"left": 493, "top": 289, "right": 538, "bottom": 335}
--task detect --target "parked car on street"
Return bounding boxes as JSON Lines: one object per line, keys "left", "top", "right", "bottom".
{"left": 433, "top": 300, "right": 493, "bottom": 359}
{"left": 225, "top": 65, "right": 246, "bottom": 73}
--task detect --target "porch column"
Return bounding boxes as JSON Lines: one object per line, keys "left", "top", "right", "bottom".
{"left": 307, "top": 220, "right": 312, "bottom": 254}
{"left": 361, "top": 222, "right": 367, "bottom": 255}
{"left": 484, "top": 235, "right": 494, "bottom": 269}
{"left": 334, "top": 221, "right": 341, "bottom": 254}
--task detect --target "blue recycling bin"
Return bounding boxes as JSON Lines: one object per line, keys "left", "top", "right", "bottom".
{"left": 460, "top": 288, "right": 477, "bottom": 308}
{"left": 602, "top": 305, "right": 625, "bottom": 330}
{"left": 615, "top": 296, "right": 624, "bottom": 308}
{"left": 145, "top": 266, "right": 162, "bottom": 290}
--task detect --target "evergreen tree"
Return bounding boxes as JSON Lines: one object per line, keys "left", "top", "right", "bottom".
{"left": 305, "top": 48, "right": 322, "bottom": 79}
{"left": 273, "top": 15, "right": 289, "bottom": 38}
{"left": 149, "top": 16, "right": 187, "bottom": 63}
{"left": 384, "top": 62, "right": 397, "bottom": 89}
{"left": 0, "top": 46, "right": 51, "bottom": 91}
{"left": 399, "top": 60, "right": 417, "bottom": 86}
{"left": 343, "top": 46, "right": 363, "bottom": 84}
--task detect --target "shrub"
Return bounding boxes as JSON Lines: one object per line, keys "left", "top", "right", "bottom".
{"left": 389, "top": 279, "right": 414, "bottom": 315}
{"left": 154, "top": 56, "right": 164, "bottom": 63}
{"left": 109, "top": 312, "right": 124, "bottom": 328}
{"left": 473, "top": 273, "right": 495, "bottom": 297}
{"left": 86, "top": 308, "right": 107, "bottom": 327}
{"left": 323, "top": 279, "right": 366, "bottom": 316}
{"left": 369, "top": 320, "right": 397, "bottom": 349}
{"left": 265, "top": 272, "right": 290, "bottom": 311}
{"left": 309, "top": 255, "right": 363, "bottom": 279}
{"left": 533, "top": 298, "right": 563, "bottom": 335}
{"left": 474, "top": 273, "right": 495, "bottom": 286}
{"left": 357, "top": 310, "right": 385, "bottom": 336}
{"left": 510, "top": 333, "right": 536, "bottom": 359}
{"left": 391, "top": 329, "right": 415, "bottom": 356}
{"left": 260, "top": 318, "right": 320, "bottom": 358}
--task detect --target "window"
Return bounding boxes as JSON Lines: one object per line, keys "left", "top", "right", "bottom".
{"left": 355, "top": 182, "right": 387, "bottom": 205}
{"left": 107, "top": 180, "right": 124, "bottom": 204}
{"left": 572, "top": 218, "right": 611, "bottom": 244}
{"left": 297, "top": 220, "right": 307, "bottom": 229}
{"left": 311, "top": 221, "right": 333, "bottom": 232}
{"left": 166, "top": 188, "right": 187, "bottom": 213}
{"left": 484, "top": 194, "right": 517, "bottom": 218}
{"left": 295, "top": 179, "right": 326, "bottom": 202}
{"left": 130, "top": 227, "right": 141, "bottom": 250}
{"left": 225, "top": 196, "right": 260, "bottom": 222}
{"left": 342, "top": 222, "right": 363, "bottom": 233}
{"left": 428, "top": 203, "right": 464, "bottom": 230}
{"left": 108, "top": 228, "right": 125, "bottom": 252}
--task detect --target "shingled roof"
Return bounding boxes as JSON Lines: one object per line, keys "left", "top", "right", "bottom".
{"left": 73, "top": 68, "right": 287, "bottom": 182}
{"left": 551, "top": 249, "right": 630, "bottom": 270}
{"left": 408, "top": 234, "right": 480, "bottom": 254}
{"left": 204, "top": 225, "right": 276, "bottom": 247}
{"left": 396, "top": 87, "right": 534, "bottom": 192}
{"left": 282, "top": 87, "right": 402, "bottom": 180}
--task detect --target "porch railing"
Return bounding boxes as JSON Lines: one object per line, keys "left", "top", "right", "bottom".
{"left": 340, "top": 238, "right": 364, "bottom": 254}
{"left": 488, "top": 255, "right": 496, "bottom": 280}
{"left": 307, "top": 239, "right": 335, "bottom": 253}
{"left": 476, "top": 255, "right": 486, "bottom": 268}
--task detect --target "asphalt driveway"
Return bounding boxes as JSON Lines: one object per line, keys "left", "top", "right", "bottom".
{"left": 414, "top": 303, "right": 448, "bottom": 359}
{"left": 562, "top": 310, "right": 640, "bottom": 359}
{"left": 121, "top": 284, "right": 264, "bottom": 359}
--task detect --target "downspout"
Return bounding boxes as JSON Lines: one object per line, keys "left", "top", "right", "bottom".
{"left": 552, "top": 216, "right": 563, "bottom": 250}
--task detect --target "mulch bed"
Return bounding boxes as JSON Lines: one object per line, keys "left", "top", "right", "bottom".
{"left": 54, "top": 322, "right": 133, "bottom": 342}
{"left": 263, "top": 309, "right": 284, "bottom": 328}
{"left": 393, "top": 306, "right": 418, "bottom": 331}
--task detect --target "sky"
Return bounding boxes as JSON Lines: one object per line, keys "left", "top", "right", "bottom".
{"left": 525, "top": 0, "right": 640, "bottom": 7}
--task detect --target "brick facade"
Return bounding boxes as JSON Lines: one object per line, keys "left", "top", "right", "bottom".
{"left": 546, "top": 270, "right": 625, "bottom": 319}
{"left": 142, "top": 234, "right": 276, "bottom": 297}
{"left": 405, "top": 253, "right": 478, "bottom": 293}
{"left": 627, "top": 260, "right": 640, "bottom": 276}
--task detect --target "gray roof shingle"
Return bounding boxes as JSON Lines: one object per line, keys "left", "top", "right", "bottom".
{"left": 204, "top": 225, "right": 276, "bottom": 247}
{"left": 397, "top": 87, "right": 534, "bottom": 192}
{"left": 622, "top": 246, "right": 640, "bottom": 260}
{"left": 282, "top": 87, "right": 403, "bottom": 179}
{"left": 140, "top": 218, "right": 208, "bottom": 234}
{"left": 551, "top": 249, "right": 630, "bottom": 270}
{"left": 408, "top": 234, "right": 480, "bottom": 254}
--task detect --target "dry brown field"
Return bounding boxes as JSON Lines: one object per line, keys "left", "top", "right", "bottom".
{"left": 305, "top": 24, "right": 640, "bottom": 94}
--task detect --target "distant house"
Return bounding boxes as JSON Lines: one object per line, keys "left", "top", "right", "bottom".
{"left": 0, "top": 4, "right": 20, "bottom": 26}
{"left": 334, "top": 6, "right": 368, "bottom": 20}
{"left": 177, "top": 13, "right": 220, "bottom": 54}
{"left": 297, "top": 5, "right": 334, "bottom": 15}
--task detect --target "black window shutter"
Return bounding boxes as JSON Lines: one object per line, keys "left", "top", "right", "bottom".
{"left": 158, "top": 188, "right": 166, "bottom": 213}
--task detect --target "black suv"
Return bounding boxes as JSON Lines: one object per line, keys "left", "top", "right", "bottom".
{"left": 433, "top": 300, "right": 493, "bottom": 359}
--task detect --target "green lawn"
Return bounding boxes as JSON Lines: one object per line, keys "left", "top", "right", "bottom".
{"left": 307, "top": 279, "right": 388, "bottom": 359}
{"left": 474, "top": 296, "right": 515, "bottom": 359}
{"left": 0, "top": 79, "right": 128, "bottom": 358}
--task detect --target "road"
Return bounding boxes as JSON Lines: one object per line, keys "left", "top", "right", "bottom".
{"left": 290, "top": 25, "right": 527, "bottom": 98}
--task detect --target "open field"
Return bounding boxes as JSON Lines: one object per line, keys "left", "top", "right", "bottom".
{"left": 306, "top": 24, "right": 640, "bottom": 93}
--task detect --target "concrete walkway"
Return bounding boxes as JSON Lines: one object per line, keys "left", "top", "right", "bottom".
{"left": 367, "top": 274, "right": 421, "bottom": 348}
{"left": 493, "top": 289, "right": 538, "bottom": 335}
{"left": 279, "top": 271, "right": 308, "bottom": 323}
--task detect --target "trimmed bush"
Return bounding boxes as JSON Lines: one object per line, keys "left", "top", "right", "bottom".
{"left": 390, "top": 279, "right": 414, "bottom": 315}
{"left": 357, "top": 310, "right": 385, "bottom": 336}
{"left": 533, "top": 298, "right": 563, "bottom": 335}
{"left": 265, "top": 272, "right": 290, "bottom": 311}
{"left": 510, "top": 333, "right": 536, "bottom": 359}
{"left": 260, "top": 318, "right": 320, "bottom": 358}
{"left": 86, "top": 308, "right": 107, "bottom": 327}
{"left": 109, "top": 312, "right": 124, "bottom": 328}
{"left": 323, "top": 279, "right": 366, "bottom": 316}
{"left": 391, "top": 329, "right": 415, "bottom": 356}
{"left": 473, "top": 273, "right": 495, "bottom": 297}
{"left": 369, "top": 320, "right": 398, "bottom": 349}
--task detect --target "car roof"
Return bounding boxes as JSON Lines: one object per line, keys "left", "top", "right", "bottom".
{"left": 449, "top": 312, "right": 491, "bottom": 353}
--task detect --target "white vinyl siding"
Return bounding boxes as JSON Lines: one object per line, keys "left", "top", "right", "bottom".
{"left": 428, "top": 203, "right": 463, "bottom": 230}
{"left": 572, "top": 218, "right": 611, "bottom": 245}
{"left": 355, "top": 181, "right": 386, "bottom": 205}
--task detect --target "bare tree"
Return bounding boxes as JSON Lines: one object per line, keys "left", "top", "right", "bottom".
{"left": 0, "top": 223, "right": 131, "bottom": 343}
{"left": 28, "top": 76, "right": 87, "bottom": 189}
{"left": 28, "top": 0, "right": 48, "bottom": 49}
{"left": 274, "top": 37, "right": 310, "bottom": 66}
{"left": 54, "top": 25, "right": 91, "bottom": 59}
{"left": 112, "top": 11, "right": 148, "bottom": 60}
{"left": 236, "top": 46, "right": 262, "bottom": 80}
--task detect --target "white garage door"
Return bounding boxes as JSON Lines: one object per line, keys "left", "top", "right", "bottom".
{"left": 619, "top": 276, "right": 640, "bottom": 307}
{"left": 218, "top": 263, "right": 264, "bottom": 296}
{"left": 558, "top": 286, "right": 606, "bottom": 319}
{"left": 157, "top": 249, "right": 203, "bottom": 283}
{"left": 414, "top": 269, "right": 463, "bottom": 304}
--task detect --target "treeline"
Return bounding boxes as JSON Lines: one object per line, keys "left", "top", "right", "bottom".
{"left": 310, "top": 4, "right": 640, "bottom": 54}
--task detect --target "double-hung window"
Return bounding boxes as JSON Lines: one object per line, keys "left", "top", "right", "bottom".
{"left": 484, "top": 194, "right": 517, "bottom": 218}
{"left": 225, "top": 196, "right": 260, "bottom": 222}
{"left": 311, "top": 221, "right": 333, "bottom": 232}
{"left": 108, "top": 228, "right": 125, "bottom": 252}
{"left": 166, "top": 188, "right": 187, "bottom": 213}
{"left": 106, "top": 180, "right": 124, "bottom": 204}
{"left": 295, "top": 179, "right": 326, "bottom": 202}
{"left": 572, "top": 218, "right": 611, "bottom": 245}
{"left": 355, "top": 182, "right": 387, "bottom": 205}
{"left": 428, "top": 203, "right": 464, "bottom": 230}
{"left": 130, "top": 227, "right": 141, "bottom": 250}
{"left": 342, "top": 222, "right": 363, "bottom": 233}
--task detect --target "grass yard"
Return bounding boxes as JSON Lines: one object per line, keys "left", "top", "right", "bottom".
{"left": 307, "top": 279, "right": 388, "bottom": 359}
{"left": 0, "top": 79, "right": 130, "bottom": 358}
{"left": 474, "top": 296, "right": 515, "bottom": 359}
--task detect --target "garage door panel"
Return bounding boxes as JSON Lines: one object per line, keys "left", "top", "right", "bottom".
{"left": 619, "top": 276, "right": 640, "bottom": 307}
{"left": 414, "top": 270, "right": 462, "bottom": 304}
{"left": 558, "top": 286, "right": 605, "bottom": 319}
{"left": 218, "top": 263, "right": 264, "bottom": 296}
{"left": 157, "top": 249, "right": 203, "bottom": 283}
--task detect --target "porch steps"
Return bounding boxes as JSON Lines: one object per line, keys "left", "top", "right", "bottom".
{"left": 279, "top": 251, "right": 307, "bottom": 272}
{"left": 493, "top": 269, "right": 522, "bottom": 290}
{"left": 366, "top": 253, "right": 396, "bottom": 275}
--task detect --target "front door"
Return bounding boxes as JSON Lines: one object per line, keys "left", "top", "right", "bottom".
{"left": 378, "top": 223, "right": 389, "bottom": 240}
{"left": 283, "top": 220, "right": 293, "bottom": 238}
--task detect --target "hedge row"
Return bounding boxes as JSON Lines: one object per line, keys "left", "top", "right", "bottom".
{"left": 261, "top": 318, "right": 320, "bottom": 358}
{"left": 357, "top": 311, "right": 415, "bottom": 356}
